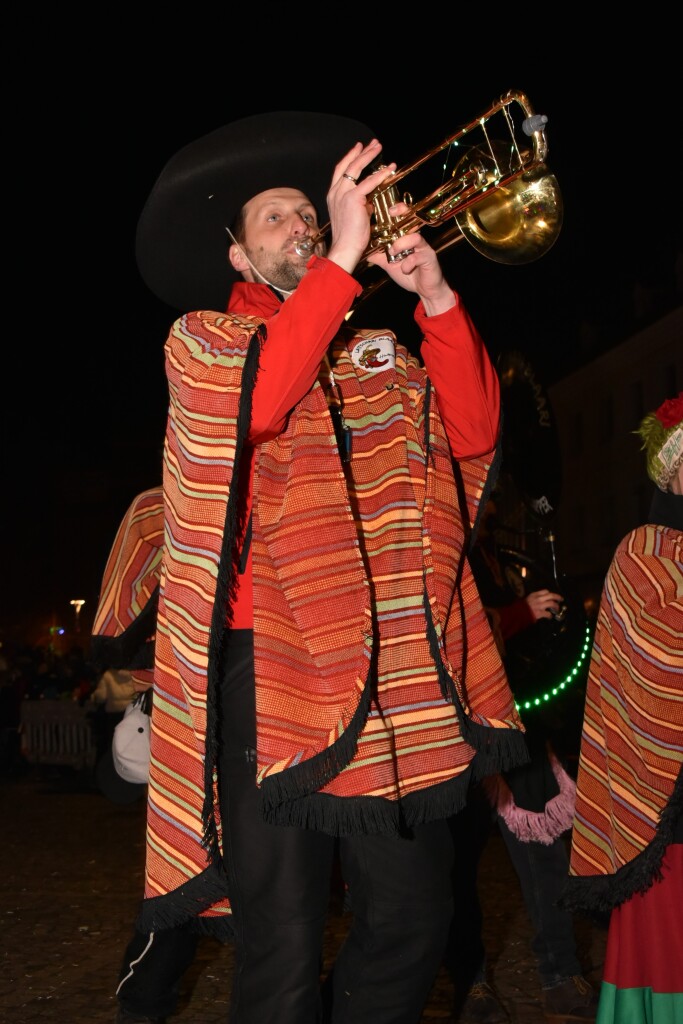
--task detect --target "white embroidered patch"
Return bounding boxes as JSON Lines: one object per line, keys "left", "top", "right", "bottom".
{"left": 350, "top": 336, "right": 395, "bottom": 373}
{"left": 655, "top": 426, "right": 682, "bottom": 489}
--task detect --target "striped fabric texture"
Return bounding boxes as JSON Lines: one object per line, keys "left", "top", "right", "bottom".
{"left": 91, "top": 487, "right": 163, "bottom": 691}
{"left": 566, "top": 522, "right": 683, "bottom": 911}
{"left": 139, "top": 309, "right": 527, "bottom": 935}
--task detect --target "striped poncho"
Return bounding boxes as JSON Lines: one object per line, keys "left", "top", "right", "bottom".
{"left": 563, "top": 522, "right": 683, "bottom": 912}
{"left": 138, "top": 296, "right": 527, "bottom": 936}
{"left": 90, "top": 486, "right": 163, "bottom": 688}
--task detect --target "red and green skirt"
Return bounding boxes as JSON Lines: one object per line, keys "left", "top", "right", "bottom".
{"left": 597, "top": 844, "right": 683, "bottom": 1023}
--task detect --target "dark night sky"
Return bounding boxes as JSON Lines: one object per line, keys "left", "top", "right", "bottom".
{"left": 3, "top": 51, "right": 681, "bottom": 645}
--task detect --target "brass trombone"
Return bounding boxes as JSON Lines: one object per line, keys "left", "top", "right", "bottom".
{"left": 297, "top": 89, "right": 563, "bottom": 291}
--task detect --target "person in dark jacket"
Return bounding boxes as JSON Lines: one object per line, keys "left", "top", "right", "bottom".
{"left": 446, "top": 499, "right": 599, "bottom": 1023}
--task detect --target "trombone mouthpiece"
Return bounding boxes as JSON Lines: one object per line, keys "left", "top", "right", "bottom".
{"left": 295, "top": 238, "right": 315, "bottom": 256}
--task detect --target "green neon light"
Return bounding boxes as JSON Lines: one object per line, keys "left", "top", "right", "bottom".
{"left": 515, "top": 624, "right": 593, "bottom": 712}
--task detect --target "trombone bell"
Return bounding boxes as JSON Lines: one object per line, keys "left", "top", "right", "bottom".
{"left": 296, "top": 89, "right": 565, "bottom": 303}
{"left": 357, "top": 90, "right": 564, "bottom": 274}
{"left": 452, "top": 144, "right": 563, "bottom": 264}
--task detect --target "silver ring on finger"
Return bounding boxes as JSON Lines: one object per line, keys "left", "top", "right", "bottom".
{"left": 387, "top": 247, "right": 415, "bottom": 263}
{"left": 342, "top": 173, "right": 358, "bottom": 184}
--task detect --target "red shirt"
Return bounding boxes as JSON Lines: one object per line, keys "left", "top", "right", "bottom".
{"left": 226, "top": 256, "right": 500, "bottom": 628}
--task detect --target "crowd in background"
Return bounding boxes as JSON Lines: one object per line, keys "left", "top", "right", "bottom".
{"left": 0, "top": 640, "right": 122, "bottom": 775}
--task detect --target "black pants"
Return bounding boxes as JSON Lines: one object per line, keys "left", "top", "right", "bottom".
{"left": 444, "top": 772, "right": 582, "bottom": 993}
{"left": 219, "top": 631, "right": 455, "bottom": 1024}
{"left": 497, "top": 817, "right": 582, "bottom": 988}
{"left": 116, "top": 923, "right": 199, "bottom": 1019}
{"left": 118, "top": 630, "right": 454, "bottom": 1023}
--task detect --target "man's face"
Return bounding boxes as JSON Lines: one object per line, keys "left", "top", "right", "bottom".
{"left": 234, "top": 187, "right": 325, "bottom": 292}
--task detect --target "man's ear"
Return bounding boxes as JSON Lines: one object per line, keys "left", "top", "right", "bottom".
{"left": 229, "top": 244, "right": 248, "bottom": 273}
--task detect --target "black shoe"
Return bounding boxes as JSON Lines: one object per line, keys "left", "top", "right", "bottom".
{"left": 455, "top": 981, "right": 510, "bottom": 1023}
{"left": 115, "top": 1009, "right": 166, "bottom": 1024}
{"left": 542, "top": 975, "right": 599, "bottom": 1022}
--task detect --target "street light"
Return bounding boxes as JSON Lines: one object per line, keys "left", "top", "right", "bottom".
{"left": 70, "top": 599, "right": 85, "bottom": 633}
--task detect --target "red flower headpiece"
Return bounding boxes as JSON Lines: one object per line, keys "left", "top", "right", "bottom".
{"left": 637, "top": 391, "right": 683, "bottom": 490}
{"left": 655, "top": 394, "right": 683, "bottom": 429}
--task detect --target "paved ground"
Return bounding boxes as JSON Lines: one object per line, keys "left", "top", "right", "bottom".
{"left": 1, "top": 764, "right": 606, "bottom": 1024}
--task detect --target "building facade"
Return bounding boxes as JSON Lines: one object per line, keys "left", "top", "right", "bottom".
{"left": 548, "top": 304, "right": 682, "bottom": 604}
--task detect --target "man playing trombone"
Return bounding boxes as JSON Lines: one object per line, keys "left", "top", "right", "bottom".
{"left": 117, "top": 110, "right": 527, "bottom": 1024}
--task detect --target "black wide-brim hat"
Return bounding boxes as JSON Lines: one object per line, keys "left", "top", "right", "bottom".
{"left": 136, "top": 111, "right": 376, "bottom": 314}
